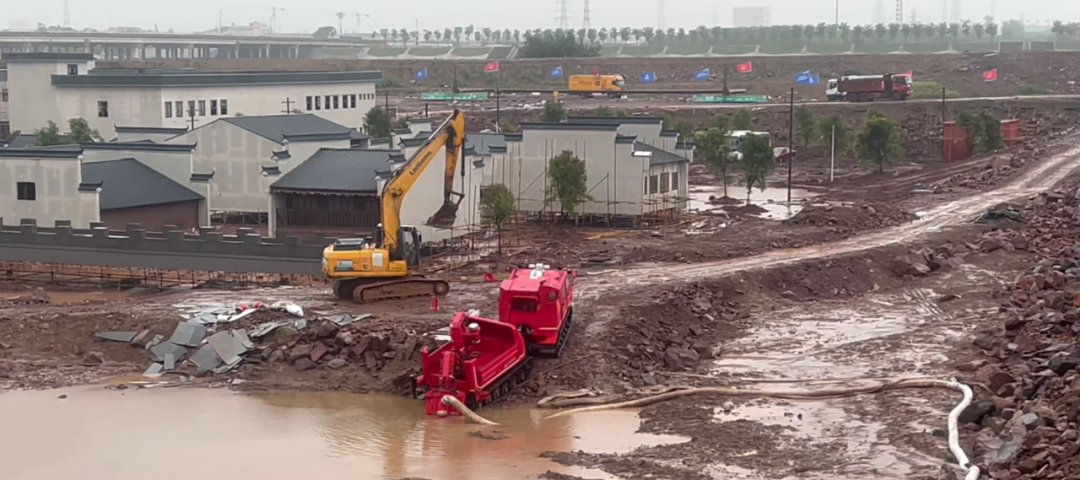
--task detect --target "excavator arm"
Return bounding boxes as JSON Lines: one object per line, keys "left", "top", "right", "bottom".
{"left": 379, "top": 109, "right": 466, "bottom": 254}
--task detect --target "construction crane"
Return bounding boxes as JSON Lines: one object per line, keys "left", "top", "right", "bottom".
{"left": 322, "top": 110, "right": 467, "bottom": 304}
{"left": 269, "top": 7, "right": 284, "bottom": 33}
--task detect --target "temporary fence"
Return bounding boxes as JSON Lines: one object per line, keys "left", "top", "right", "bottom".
{"left": 0, "top": 261, "right": 328, "bottom": 289}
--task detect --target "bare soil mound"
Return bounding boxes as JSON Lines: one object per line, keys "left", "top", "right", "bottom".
{"left": 785, "top": 202, "right": 918, "bottom": 231}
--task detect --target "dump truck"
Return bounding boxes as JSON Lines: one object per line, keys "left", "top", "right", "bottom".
{"left": 567, "top": 74, "right": 625, "bottom": 98}
{"left": 827, "top": 74, "right": 912, "bottom": 102}
{"left": 414, "top": 263, "right": 575, "bottom": 416}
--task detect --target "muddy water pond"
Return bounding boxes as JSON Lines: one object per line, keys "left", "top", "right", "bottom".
{"left": 0, "top": 387, "right": 686, "bottom": 480}
{"left": 688, "top": 186, "right": 816, "bottom": 220}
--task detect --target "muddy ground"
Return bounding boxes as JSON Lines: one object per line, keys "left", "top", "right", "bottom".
{"left": 102, "top": 51, "right": 1080, "bottom": 98}
{"left": 4, "top": 129, "right": 1080, "bottom": 478}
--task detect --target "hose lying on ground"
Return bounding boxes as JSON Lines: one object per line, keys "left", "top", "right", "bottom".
{"left": 449, "top": 378, "right": 980, "bottom": 480}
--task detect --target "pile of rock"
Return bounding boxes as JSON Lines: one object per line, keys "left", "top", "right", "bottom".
{"left": 786, "top": 202, "right": 918, "bottom": 232}
{"left": 611, "top": 282, "right": 747, "bottom": 384}
{"left": 960, "top": 187, "right": 1080, "bottom": 478}
{"left": 259, "top": 319, "right": 428, "bottom": 374}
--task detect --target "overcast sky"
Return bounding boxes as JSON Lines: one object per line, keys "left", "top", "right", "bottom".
{"left": 6, "top": 0, "right": 1077, "bottom": 33}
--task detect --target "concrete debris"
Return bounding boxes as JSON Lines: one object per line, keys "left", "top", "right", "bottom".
{"left": 144, "top": 334, "right": 164, "bottom": 350}
{"left": 94, "top": 331, "right": 139, "bottom": 343}
{"left": 207, "top": 330, "right": 252, "bottom": 366}
{"left": 188, "top": 344, "right": 223, "bottom": 373}
{"left": 150, "top": 342, "right": 188, "bottom": 362}
{"left": 143, "top": 363, "right": 164, "bottom": 376}
{"left": 167, "top": 323, "right": 207, "bottom": 348}
{"left": 163, "top": 353, "right": 177, "bottom": 371}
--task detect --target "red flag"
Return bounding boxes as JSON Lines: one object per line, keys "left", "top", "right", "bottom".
{"left": 484, "top": 61, "right": 499, "bottom": 73}
{"left": 593, "top": 67, "right": 599, "bottom": 76}
{"left": 982, "top": 68, "right": 998, "bottom": 82}
{"left": 736, "top": 61, "right": 753, "bottom": 73}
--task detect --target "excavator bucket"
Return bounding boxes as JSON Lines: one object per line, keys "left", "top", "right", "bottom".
{"left": 426, "top": 202, "right": 459, "bottom": 229}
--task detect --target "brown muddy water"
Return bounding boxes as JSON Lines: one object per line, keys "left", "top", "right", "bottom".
{"left": 0, "top": 387, "right": 686, "bottom": 480}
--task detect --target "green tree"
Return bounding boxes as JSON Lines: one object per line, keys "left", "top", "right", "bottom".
{"left": 540, "top": 102, "right": 567, "bottom": 122}
{"left": 363, "top": 106, "right": 392, "bottom": 138}
{"left": 739, "top": 134, "right": 775, "bottom": 204}
{"left": 518, "top": 30, "right": 600, "bottom": 58}
{"left": 695, "top": 127, "right": 735, "bottom": 198}
{"left": 67, "top": 118, "right": 101, "bottom": 143}
{"left": 594, "top": 106, "right": 628, "bottom": 117}
{"left": 817, "top": 114, "right": 850, "bottom": 159}
{"left": 711, "top": 114, "right": 729, "bottom": 132}
{"left": 33, "top": 120, "right": 63, "bottom": 146}
{"left": 661, "top": 114, "right": 694, "bottom": 139}
{"left": 479, "top": 183, "right": 517, "bottom": 253}
{"left": 980, "top": 111, "right": 1004, "bottom": 151}
{"left": 545, "top": 151, "right": 592, "bottom": 217}
{"left": 856, "top": 116, "right": 904, "bottom": 172}
{"left": 793, "top": 105, "right": 819, "bottom": 156}
{"left": 733, "top": 109, "right": 753, "bottom": 130}
{"left": 499, "top": 121, "right": 518, "bottom": 133}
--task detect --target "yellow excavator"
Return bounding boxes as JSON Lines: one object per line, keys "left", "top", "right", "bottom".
{"left": 322, "top": 110, "right": 466, "bottom": 303}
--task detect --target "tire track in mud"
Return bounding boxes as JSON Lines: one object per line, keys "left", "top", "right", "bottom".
{"left": 605, "top": 143, "right": 1080, "bottom": 288}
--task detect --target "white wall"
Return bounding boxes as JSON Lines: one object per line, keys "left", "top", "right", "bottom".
{"left": 283, "top": 139, "right": 350, "bottom": 176}
{"left": 168, "top": 121, "right": 279, "bottom": 214}
{"left": 617, "top": 123, "right": 662, "bottom": 146}
{"left": 7, "top": 60, "right": 94, "bottom": 133}
{"left": 0, "top": 156, "right": 99, "bottom": 228}
{"left": 115, "top": 131, "right": 184, "bottom": 143}
{"left": 644, "top": 161, "right": 689, "bottom": 214}
{"left": 379, "top": 142, "right": 480, "bottom": 244}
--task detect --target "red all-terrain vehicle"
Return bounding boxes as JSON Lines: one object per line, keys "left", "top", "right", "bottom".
{"left": 414, "top": 264, "right": 575, "bottom": 415}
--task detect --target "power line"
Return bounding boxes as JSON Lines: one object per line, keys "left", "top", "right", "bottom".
{"left": 582, "top": 0, "right": 591, "bottom": 31}
{"left": 557, "top": 0, "right": 569, "bottom": 30}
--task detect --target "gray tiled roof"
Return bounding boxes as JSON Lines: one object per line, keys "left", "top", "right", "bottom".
{"left": 221, "top": 114, "right": 360, "bottom": 145}
{"left": 465, "top": 133, "right": 506, "bottom": 155}
{"left": 81, "top": 158, "right": 204, "bottom": 210}
{"left": 633, "top": 142, "right": 689, "bottom": 166}
{"left": 566, "top": 116, "right": 664, "bottom": 125}
{"left": 270, "top": 148, "right": 397, "bottom": 194}
{"left": 2, "top": 134, "right": 75, "bottom": 149}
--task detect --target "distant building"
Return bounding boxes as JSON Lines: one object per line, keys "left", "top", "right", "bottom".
{"left": 0, "top": 68, "right": 8, "bottom": 140}
{"left": 733, "top": 6, "right": 772, "bottom": 27}
{"left": 1, "top": 52, "right": 381, "bottom": 141}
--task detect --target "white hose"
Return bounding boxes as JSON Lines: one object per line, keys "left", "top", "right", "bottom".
{"left": 945, "top": 378, "right": 981, "bottom": 480}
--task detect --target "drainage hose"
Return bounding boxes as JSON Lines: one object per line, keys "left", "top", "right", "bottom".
{"left": 449, "top": 378, "right": 980, "bottom": 480}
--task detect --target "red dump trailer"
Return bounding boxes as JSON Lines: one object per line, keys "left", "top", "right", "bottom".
{"left": 838, "top": 74, "right": 911, "bottom": 102}
{"left": 415, "top": 264, "right": 575, "bottom": 416}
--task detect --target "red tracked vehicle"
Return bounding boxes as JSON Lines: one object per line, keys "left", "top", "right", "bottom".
{"left": 415, "top": 264, "right": 575, "bottom": 415}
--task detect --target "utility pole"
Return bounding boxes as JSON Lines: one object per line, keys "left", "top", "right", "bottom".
{"left": 895, "top": 0, "right": 904, "bottom": 23}
{"left": 63, "top": 0, "right": 70, "bottom": 28}
{"left": 354, "top": 14, "right": 369, "bottom": 35}
{"left": 557, "top": 0, "right": 569, "bottom": 30}
{"left": 787, "top": 87, "right": 794, "bottom": 204}
{"left": 187, "top": 108, "right": 199, "bottom": 130}
{"left": 658, "top": 0, "right": 666, "bottom": 30}
{"left": 281, "top": 98, "right": 295, "bottom": 114}
{"left": 582, "top": 0, "right": 592, "bottom": 31}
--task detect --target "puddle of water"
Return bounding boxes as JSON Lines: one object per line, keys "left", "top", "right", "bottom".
{"left": 688, "top": 186, "right": 815, "bottom": 220}
{"left": 0, "top": 387, "right": 686, "bottom": 480}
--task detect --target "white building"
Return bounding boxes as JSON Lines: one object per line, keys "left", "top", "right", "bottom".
{"left": 478, "top": 117, "right": 691, "bottom": 219}
{"left": 1, "top": 51, "right": 381, "bottom": 141}
{"left": 0, "top": 146, "right": 99, "bottom": 228}
{"left": 167, "top": 114, "right": 369, "bottom": 217}
{"left": 733, "top": 6, "right": 772, "bottom": 27}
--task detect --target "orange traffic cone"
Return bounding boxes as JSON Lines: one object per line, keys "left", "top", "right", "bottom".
{"left": 430, "top": 296, "right": 439, "bottom": 311}
{"left": 484, "top": 272, "right": 496, "bottom": 283}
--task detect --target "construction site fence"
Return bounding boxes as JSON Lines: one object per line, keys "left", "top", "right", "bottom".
{"left": 0, "top": 262, "right": 329, "bottom": 289}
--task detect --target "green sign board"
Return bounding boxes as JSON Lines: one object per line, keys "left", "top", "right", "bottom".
{"left": 691, "top": 94, "right": 769, "bottom": 104}
{"left": 454, "top": 26, "right": 463, "bottom": 34}
{"left": 420, "top": 92, "right": 490, "bottom": 101}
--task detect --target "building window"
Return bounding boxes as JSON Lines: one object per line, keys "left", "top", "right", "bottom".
{"left": 1, "top": 89, "right": 7, "bottom": 102}
{"left": 314, "top": 96, "right": 321, "bottom": 110}
{"left": 333, "top": 95, "right": 340, "bottom": 109}
{"left": 350, "top": 94, "right": 356, "bottom": 108}
{"left": 220, "top": 100, "right": 228, "bottom": 115}
{"left": 660, "top": 172, "right": 670, "bottom": 192}
{"left": 67, "top": 64, "right": 78, "bottom": 75}
{"left": 16, "top": 182, "right": 36, "bottom": 201}
{"left": 671, "top": 172, "right": 679, "bottom": 192}
{"left": 648, "top": 175, "right": 659, "bottom": 194}
{"left": 175, "top": 101, "right": 183, "bottom": 117}
{"left": 97, "top": 101, "right": 109, "bottom": 117}
{"left": 324, "top": 95, "right": 331, "bottom": 110}
{"left": 198, "top": 100, "right": 206, "bottom": 116}
{"left": 165, "top": 102, "right": 173, "bottom": 118}
{"left": 306, "top": 96, "right": 313, "bottom": 110}
{"left": 210, "top": 100, "right": 218, "bottom": 116}
{"left": 187, "top": 101, "right": 195, "bottom": 118}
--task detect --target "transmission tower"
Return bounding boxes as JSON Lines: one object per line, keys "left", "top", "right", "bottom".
{"left": 910, "top": 7, "right": 919, "bottom": 24}
{"left": 895, "top": 0, "right": 904, "bottom": 23}
{"left": 950, "top": 0, "right": 961, "bottom": 22}
{"left": 989, "top": 0, "right": 996, "bottom": 21}
{"left": 873, "top": 0, "right": 886, "bottom": 24}
{"left": 63, "top": 0, "right": 70, "bottom": 27}
{"left": 657, "top": 0, "right": 666, "bottom": 30}
{"left": 557, "top": 0, "right": 569, "bottom": 30}
{"left": 582, "top": 0, "right": 591, "bottom": 31}
{"left": 941, "top": 0, "right": 948, "bottom": 22}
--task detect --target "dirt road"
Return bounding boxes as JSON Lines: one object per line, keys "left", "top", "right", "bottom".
{"left": 594, "top": 142, "right": 1080, "bottom": 290}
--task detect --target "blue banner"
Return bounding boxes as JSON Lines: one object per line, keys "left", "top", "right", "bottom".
{"left": 641, "top": 71, "right": 656, "bottom": 83}
{"left": 694, "top": 68, "right": 710, "bottom": 81}
{"left": 414, "top": 68, "right": 428, "bottom": 80}
{"left": 550, "top": 66, "right": 563, "bottom": 78}
{"left": 794, "top": 70, "right": 819, "bottom": 85}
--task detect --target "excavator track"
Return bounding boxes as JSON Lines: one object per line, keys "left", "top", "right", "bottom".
{"left": 530, "top": 307, "right": 573, "bottom": 358}
{"left": 333, "top": 277, "right": 450, "bottom": 304}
